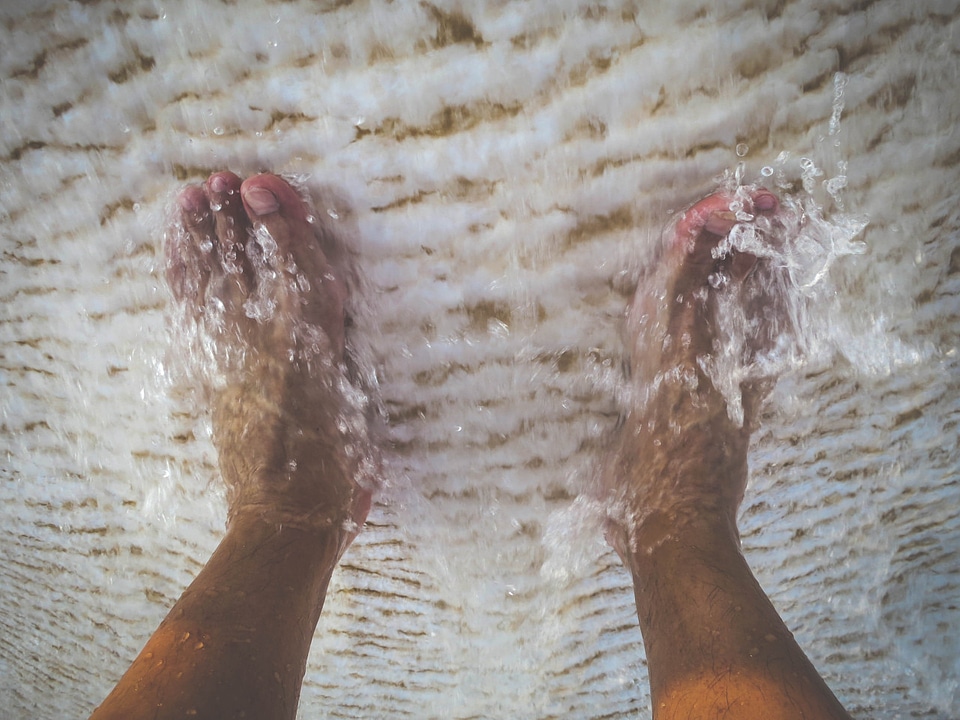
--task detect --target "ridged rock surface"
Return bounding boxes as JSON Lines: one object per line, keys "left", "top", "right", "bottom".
{"left": 1, "top": 1, "right": 958, "bottom": 717}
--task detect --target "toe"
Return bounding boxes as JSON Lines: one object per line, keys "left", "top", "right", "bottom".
{"left": 239, "top": 174, "right": 316, "bottom": 266}
{"left": 240, "top": 174, "right": 313, "bottom": 271}
{"left": 675, "top": 193, "right": 738, "bottom": 242}
{"left": 178, "top": 184, "right": 214, "bottom": 240}
{"left": 240, "top": 174, "right": 347, "bottom": 355}
{"left": 672, "top": 189, "right": 780, "bottom": 280}
{"left": 205, "top": 171, "right": 253, "bottom": 279}
{"left": 206, "top": 171, "right": 248, "bottom": 249}
{"left": 166, "top": 185, "right": 213, "bottom": 303}
{"left": 240, "top": 174, "right": 309, "bottom": 225}
{"left": 752, "top": 188, "right": 778, "bottom": 214}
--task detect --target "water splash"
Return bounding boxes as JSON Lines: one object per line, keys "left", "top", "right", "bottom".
{"left": 161, "top": 185, "right": 385, "bottom": 518}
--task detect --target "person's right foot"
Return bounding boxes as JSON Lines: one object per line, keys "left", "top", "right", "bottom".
{"left": 166, "top": 172, "right": 371, "bottom": 543}
{"left": 603, "top": 188, "right": 782, "bottom": 562}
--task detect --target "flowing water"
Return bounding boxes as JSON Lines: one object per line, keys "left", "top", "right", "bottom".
{"left": 2, "top": 1, "right": 959, "bottom": 718}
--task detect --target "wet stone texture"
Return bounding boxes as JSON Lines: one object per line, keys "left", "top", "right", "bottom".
{"left": 1, "top": 1, "right": 959, "bottom": 718}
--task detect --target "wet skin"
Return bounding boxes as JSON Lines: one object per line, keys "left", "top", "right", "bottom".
{"left": 605, "top": 189, "right": 853, "bottom": 719}
{"left": 92, "top": 177, "right": 852, "bottom": 720}
{"left": 91, "top": 172, "right": 370, "bottom": 720}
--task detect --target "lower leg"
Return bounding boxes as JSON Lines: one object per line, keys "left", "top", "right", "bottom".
{"left": 606, "top": 190, "right": 851, "bottom": 719}
{"left": 92, "top": 517, "right": 345, "bottom": 720}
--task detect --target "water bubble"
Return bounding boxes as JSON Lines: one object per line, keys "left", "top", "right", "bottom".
{"left": 327, "top": 208, "right": 340, "bottom": 220}
{"left": 209, "top": 201, "right": 222, "bottom": 212}
{"left": 736, "top": 143, "right": 749, "bottom": 157}
{"left": 824, "top": 175, "right": 848, "bottom": 204}
{"left": 213, "top": 126, "right": 225, "bottom": 136}
{"left": 305, "top": 214, "right": 316, "bottom": 224}
{"left": 829, "top": 72, "right": 848, "bottom": 136}
{"left": 760, "top": 166, "right": 774, "bottom": 177}
{"left": 243, "top": 296, "right": 276, "bottom": 322}
{"left": 800, "top": 157, "right": 823, "bottom": 194}
{"left": 222, "top": 250, "right": 242, "bottom": 275}
{"left": 254, "top": 225, "right": 279, "bottom": 257}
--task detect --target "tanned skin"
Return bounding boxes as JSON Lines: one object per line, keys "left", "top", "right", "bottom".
{"left": 604, "top": 190, "right": 853, "bottom": 719}
{"left": 91, "top": 172, "right": 370, "bottom": 720}
{"left": 92, "top": 177, "right": 851, "bottom": 720}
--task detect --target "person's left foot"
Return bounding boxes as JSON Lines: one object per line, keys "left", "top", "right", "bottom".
{"left": 166, "top": 172, "right": 371, "bottom": 540}
{"left": 602, "top": 188, "right": 783, "bottom": 562}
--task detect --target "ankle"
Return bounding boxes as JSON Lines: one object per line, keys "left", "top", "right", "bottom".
{"left": 625, "top": 506, "right": 740, "bottom": 575}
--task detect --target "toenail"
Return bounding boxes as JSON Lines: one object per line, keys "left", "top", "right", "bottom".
{"left": 178, "top": 190, "right": 203, "bottom": 214}
{"left": 209, "top": 175, "right": 229, "bottom": 194}
{"left": 755, "top": 193, "right": 777, "bottom": 211}
{"left": 243, "top": 186, "right": 280, "bottom": 215}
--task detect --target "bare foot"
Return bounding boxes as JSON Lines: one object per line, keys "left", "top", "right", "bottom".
{"left": 166, "top": 172, "right": 371, "bottom": 543}
{"left": 604, "top": 187, "right": 782, "bottom": 562}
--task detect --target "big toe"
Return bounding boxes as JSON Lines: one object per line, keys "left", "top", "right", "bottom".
{"left": 240, "top": 174, "right": 347, "bottom": 356}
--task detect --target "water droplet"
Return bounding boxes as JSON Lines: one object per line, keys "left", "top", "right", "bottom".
{"left": 326, "top": 208, "right": 340, "bottom": 220}
{"left": 736, "top": 143, "right": 749, "bottom": 157}
{"left": 255, "top": 226, "right": 279, "bottom": 257}
{"left": 213, "top": 126, "right": 225, "bottom": 136}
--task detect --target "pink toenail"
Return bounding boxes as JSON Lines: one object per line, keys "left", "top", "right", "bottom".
{"left": 178, "top": 191, "right": 202, "bottom": 213}
{"left": 209, "top": 175, "right": 229, "bottom": 193}
{"left": 754, "top": 192, "right": 777, "bottom": 211}
{"left": 243, "top": 186, "right": 280, "bottom": 215}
